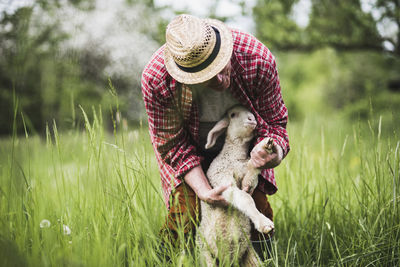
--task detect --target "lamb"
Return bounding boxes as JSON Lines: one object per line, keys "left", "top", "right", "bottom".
{"left": 196, "top": 105, "right": 275, "bottom": 266}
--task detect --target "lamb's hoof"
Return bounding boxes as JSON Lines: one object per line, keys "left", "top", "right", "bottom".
{"left": 254, "top": 216, "right": 274, "bottom": 234}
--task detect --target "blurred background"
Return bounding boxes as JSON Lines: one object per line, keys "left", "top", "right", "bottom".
{"left": 1, "top": 0, "right": 399, "bottom": 135}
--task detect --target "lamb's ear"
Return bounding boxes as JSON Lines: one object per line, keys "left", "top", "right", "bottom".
{"left": 205, "top": 117, "right": 229, "bottom": 149}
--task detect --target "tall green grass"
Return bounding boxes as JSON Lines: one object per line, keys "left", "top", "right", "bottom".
{"left": 0, "top": 107, "right": 399, "bottom": 266}
{"left": 272, "top": 115, "right": 399, "bottom": 266}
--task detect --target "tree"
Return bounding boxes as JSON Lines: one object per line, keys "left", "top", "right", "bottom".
{"left": 252, "top": 0, "right": 400, "bottom": 121}
{"left": 0, "top": 0, "right": 165, "bottom": 135}
{"left": 0, "top": 6, "right": 67, "bottom": 134}
{"left": 253, "top": 0, "right": 399, "bottom": 56}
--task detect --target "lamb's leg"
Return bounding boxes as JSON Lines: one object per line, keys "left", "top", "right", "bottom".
{"left": 196, "top": 233, "right": 215, "bottom": 267}
{"left": 222, "top": 187, "right": 274, "bottom": 234}
{"left": 199, "top": 247, "right": 214, "bottom": 267}
{"left": 241, "top": 138, "right": 274, "bottom": 194}
{"left": 242, "top": 248, "right": 261, "bottom": 267}
{"left": 240, "top": 164, "right": 259, "bottom": 194}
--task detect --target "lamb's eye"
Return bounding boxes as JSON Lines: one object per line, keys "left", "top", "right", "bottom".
{"left": 230, "top": 113, "right": 236, "bottom": 118}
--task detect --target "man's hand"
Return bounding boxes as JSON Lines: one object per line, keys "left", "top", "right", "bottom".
{"left": 198, "top": 183, "right": 230, "bottom": 206}
{"left": 250, "top": 138, "right": 283, "bottom": 169}
{"left": 184, "top": 165, "right": 230, "bottom": 207}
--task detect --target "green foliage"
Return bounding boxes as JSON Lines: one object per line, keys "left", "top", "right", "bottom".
{"left": 253, "top": 0, "right": 306, "bottom": 51}
{"left": 276, "top": 49, "right": 337, "bottom": 120}
{"left": 0, "top": 5, "right": 107, "bottom": 135}
{"left": 276, "top": 48, "right": 400, "bottom": 121}
{"left": 0, "top": 0, "right": 165, "bottom": 136}
{"left": 253, "top": 0, "right": 397, "bottom": 54}
{"left": 324, "top": 52, "right": 400, "bottom": 119}
{"left": 307, "top": 0, "right": 381, "bottom": 50}
{"left": 1, "top": 7, "right": 55, "bottom": 134}
{"left": 253, "top": 0, "right": 400, "bottom": 123}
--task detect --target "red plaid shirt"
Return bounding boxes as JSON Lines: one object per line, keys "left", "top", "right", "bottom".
{"left": 142, "top": 29, "right": 289, "bottom": 208}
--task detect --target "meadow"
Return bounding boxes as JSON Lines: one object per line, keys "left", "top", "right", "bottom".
{"left": 0, "top": 109, "right": 399, "bottom": 267}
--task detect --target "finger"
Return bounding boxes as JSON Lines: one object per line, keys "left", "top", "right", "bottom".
{"left": 272, "top": 142, "right": 279, "bottom": 153}
{"left": 214, "top": 183, "right": 231, "bottom": 195}
{"left": 255, "top": 147, "right": 269, "bottom": 158}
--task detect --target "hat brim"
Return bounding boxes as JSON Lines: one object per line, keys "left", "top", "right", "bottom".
{"left": 164, "top": 18, "right": 233, "bottom": 85}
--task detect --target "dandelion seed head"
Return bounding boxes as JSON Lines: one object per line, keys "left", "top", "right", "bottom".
{"left": 63, "top": 224, "right": 71, "bottom": 235}
{"left": 40, "top": 219, "right": 51, "bottom": 228}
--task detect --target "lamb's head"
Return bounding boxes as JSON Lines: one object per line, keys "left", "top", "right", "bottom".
{"left": 205, "top": 105, "right": 257, "bottom": 149}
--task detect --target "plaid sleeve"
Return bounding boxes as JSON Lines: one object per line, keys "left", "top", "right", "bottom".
{"left": 254, "top": 55, "right": 290, "bottom": 158}
{"left": 141, "top": 71, "right": 201, "bottom": 179}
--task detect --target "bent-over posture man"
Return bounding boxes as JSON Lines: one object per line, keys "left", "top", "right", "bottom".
{"left": 141, "top": 14, "right": 290, "bottom": 259}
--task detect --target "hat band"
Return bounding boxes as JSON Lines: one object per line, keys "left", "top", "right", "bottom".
{"left": 175, "top": 27, "right": 221, "bottom": 73}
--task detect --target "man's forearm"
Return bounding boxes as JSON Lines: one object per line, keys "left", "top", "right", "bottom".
{"left": 184, "top": 165, "right": 212, "bottom": 199}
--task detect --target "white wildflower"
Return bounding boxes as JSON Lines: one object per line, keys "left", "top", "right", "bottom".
{"left": 40, "top": 219, "right": 51, "bottom": 228}
{"left": 63, "top": 224, "right": 71, "bottom": 235}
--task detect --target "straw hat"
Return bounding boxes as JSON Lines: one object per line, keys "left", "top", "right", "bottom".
{"left": 164, "top": 14, "right": 233, "bottom": 84}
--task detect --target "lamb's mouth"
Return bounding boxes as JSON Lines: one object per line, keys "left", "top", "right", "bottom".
{"left": 244, "top": 121, "right": 257, "bottom": 129}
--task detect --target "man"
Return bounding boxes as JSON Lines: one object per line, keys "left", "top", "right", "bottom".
{"left": 141, "top": 14, "right": 289, "bottom": 259}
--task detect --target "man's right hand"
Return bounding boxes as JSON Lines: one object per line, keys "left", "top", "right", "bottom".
{"left": 198, "top": 183, "right": 230, "bottom": 206}
{"left": 184, "top": 165, "right": 230, "bottom": 207}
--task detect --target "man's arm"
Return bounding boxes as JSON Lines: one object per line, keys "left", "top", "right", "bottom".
{"left": 142, "top": 69, "right": 228, "bottom": 205}
{"left": 184, "top": 166, "right": 229, "bottom": 205}
{"left": 251, "top": 54, "right": 289, "bottom": 169}
{"left": 142, "top": 73, "right": 200, "bottom": 177}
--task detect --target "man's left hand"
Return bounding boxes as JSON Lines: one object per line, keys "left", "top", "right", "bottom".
{"left": 249, "top": 138, "right": 283, "bottom": 169}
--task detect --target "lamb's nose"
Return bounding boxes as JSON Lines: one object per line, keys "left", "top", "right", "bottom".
{"left": 248, "top": 114, "right": 255, "bottom": 121}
